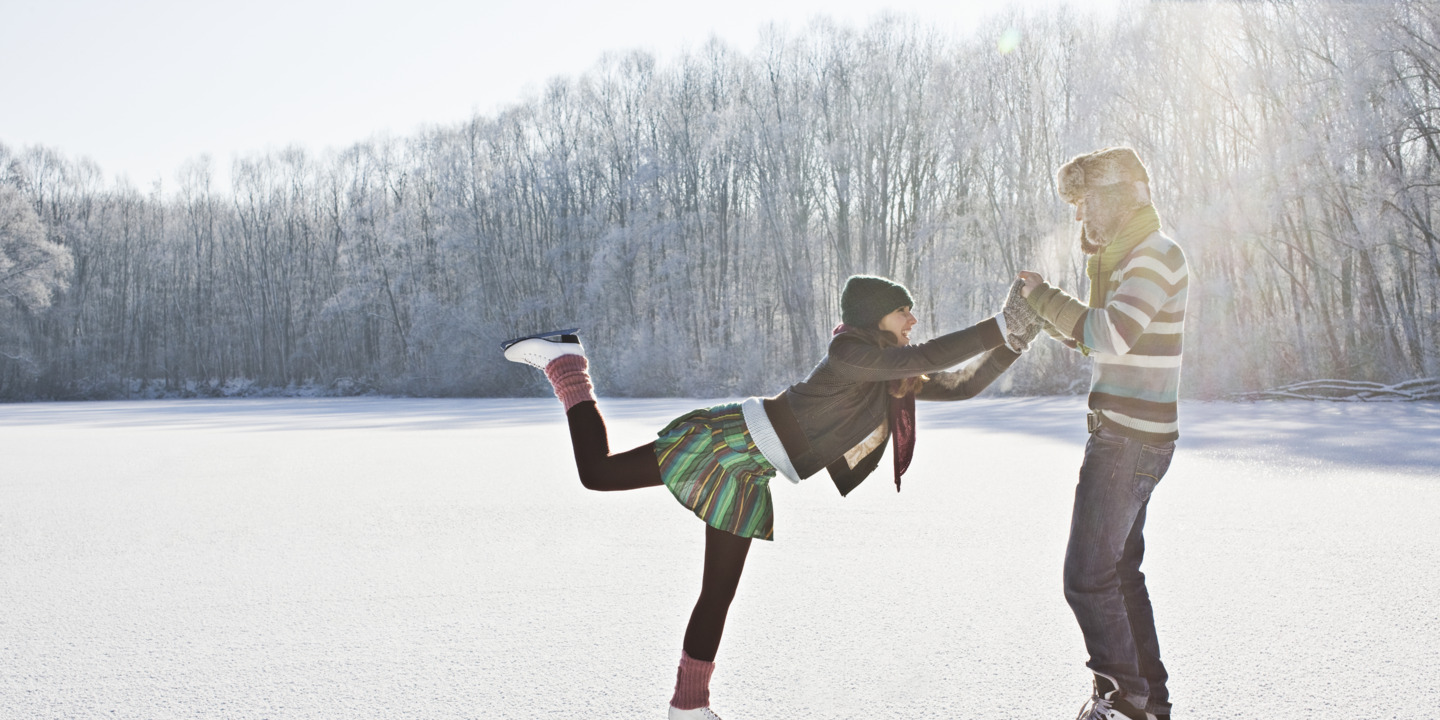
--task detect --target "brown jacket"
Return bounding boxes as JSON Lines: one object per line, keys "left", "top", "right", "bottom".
{"left": 763, "top": 318, "right": 1016, "bottom": 496}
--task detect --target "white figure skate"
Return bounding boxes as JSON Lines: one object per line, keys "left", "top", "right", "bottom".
{"left": 501, "top": 328, "right": 584, "bottom": 370}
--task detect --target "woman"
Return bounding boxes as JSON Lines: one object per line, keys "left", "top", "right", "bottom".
{"left": 502, "top": 275, "right": 1042, "bottom": 719}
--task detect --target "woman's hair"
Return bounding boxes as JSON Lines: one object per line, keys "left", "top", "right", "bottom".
{"left": 844, "top": 325, "right": 927, "bottom": 398}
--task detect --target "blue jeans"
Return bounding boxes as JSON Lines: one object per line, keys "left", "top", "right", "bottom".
{"left": 1064, "top": 425, "right": 1175, "bottom": 715}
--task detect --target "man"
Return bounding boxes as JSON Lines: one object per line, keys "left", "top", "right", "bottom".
{"left": 1018, "top": 147, "right": 1188, "bottom": 720}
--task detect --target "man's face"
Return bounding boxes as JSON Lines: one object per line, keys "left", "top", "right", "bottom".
{"left": 1074, "top": 192, "right": 1128, "bottom": 255}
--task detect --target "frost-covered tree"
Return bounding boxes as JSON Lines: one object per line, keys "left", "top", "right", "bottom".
{"left": 0, "top": 183, "right": 72, "bottom": 310}
{"left": 3, "top": 1, "right": 1438, "bottom": 399}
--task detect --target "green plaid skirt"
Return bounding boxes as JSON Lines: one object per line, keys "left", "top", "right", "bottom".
{"left": 655, "top": 403, "right": 776, "bottom": 541}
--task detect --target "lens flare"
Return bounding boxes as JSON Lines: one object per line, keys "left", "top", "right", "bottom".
{"left": 998, "top": 28, "right": 1021, "bottom": 54}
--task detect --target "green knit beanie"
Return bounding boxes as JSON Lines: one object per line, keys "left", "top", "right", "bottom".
{"left": 840, "top": 275, "right": 914, "bottom": 329}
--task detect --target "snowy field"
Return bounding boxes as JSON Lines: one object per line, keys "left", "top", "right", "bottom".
{"left": 1, "top": 396, "right": 1437, "bottom": 720}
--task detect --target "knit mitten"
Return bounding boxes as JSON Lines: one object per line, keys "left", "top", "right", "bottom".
{"left": 544, "top": 354, "right": 595, "bottom": 411}
{"left": 1002, "top": 279, "right": 1044, "bottom": 352}
{"left": 669, "top": 651, "right": 715, "bottom": 711}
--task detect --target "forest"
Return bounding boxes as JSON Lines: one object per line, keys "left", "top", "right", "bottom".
{"left": 2, "top": 0, "right": 1438, "bottom": 400}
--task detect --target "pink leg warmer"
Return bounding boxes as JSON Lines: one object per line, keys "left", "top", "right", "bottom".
{"left": 669, "top": 651, "right": 715, "bottom": 711}
{"left": 543, "top": 354, "right": 595, "bottom": 411}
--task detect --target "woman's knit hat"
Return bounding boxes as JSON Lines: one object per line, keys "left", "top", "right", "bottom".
{"left": 841, "top": 275, "right": 914, "bottom": 329}
{"left": 1056, "top": 147, "right": 1151, "bottom": 204}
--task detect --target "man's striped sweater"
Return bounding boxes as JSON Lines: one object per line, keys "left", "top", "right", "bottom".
{"left": 1027, "top": 231, "right": 1189, "bottom": 443}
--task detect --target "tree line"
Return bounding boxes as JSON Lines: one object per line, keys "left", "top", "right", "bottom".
{"left": 2, "top": 0, "right": 1437, "bottom": 400}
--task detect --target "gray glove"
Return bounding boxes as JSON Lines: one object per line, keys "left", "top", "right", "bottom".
{"left": 1002, "top": 279, "right": 1044, "bottom": 352}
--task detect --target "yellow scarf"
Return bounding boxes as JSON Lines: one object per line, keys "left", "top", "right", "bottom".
{"left": 1087, "top": 204, "right": 1161, "bottom": 308}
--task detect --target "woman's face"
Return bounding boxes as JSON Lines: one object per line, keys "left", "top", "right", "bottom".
{"left": 877, "top": 306, "right": 917, "bottom": 346}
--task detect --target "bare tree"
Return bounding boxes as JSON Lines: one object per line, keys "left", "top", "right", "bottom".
{"left": 4, "top": 3, "right": 1437, "bottom": 399}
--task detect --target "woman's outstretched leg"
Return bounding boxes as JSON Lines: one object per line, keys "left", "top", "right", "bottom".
{"left": 671, "top": 525, "right": 752, "bottom": 713}
{"left": 512, "top": 341, "right": 661, "bottom": 491}
{"left": 564, "top": 398, "right": 663, "bottom": 491}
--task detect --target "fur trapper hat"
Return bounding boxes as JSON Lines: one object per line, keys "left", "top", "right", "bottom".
{"left": 1056, "top": 147, "right": 1151, "bottom": 204}
{"left": 841, "top": 275, "right": 914, "bottom": 329}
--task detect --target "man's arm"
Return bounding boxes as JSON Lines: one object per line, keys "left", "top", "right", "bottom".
{"left": 1018, "top": 271, "right": 1087, "bottom": 350}
{"left": 1019, "top": 244, "right": 1185, "bottom": 356}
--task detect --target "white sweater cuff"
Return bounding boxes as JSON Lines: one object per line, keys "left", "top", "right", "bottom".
{"left": 741, "top": 397, "right": 800, "bottom": 484}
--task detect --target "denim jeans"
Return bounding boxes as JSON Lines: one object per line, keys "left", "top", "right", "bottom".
{"left": 1063, "top": 425, "right": 1175, "bottom": 715}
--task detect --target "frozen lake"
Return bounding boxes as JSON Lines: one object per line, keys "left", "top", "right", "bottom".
{"left": 1, "top": 397, "right": 1437, "bottom": 719}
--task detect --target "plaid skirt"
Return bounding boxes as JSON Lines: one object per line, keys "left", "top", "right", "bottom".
{"left": 654, "top": 403, "right": 776, "bottom": 541}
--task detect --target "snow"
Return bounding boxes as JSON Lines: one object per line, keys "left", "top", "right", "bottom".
{"left": 1, "top": 397, "right": 1436, "bottom": 719}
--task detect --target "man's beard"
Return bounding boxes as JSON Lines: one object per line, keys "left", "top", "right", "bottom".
{"left": 1078, "top": 222, "right": 1107, "bottom": 255}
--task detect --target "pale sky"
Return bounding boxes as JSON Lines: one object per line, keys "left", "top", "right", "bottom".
{"left": 0, "top": 0, "right": 1125, "bottom": 192}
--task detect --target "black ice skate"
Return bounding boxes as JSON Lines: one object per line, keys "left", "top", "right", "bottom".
{"left": 1075, "top": 671, "right": 1160, "bottom": 720}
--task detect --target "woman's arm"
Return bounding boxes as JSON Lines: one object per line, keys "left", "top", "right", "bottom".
{"left": 915, "top": 347, "right": 1020, "bottom": 401}
{"left": 826, "top": 318, "right": 1007, "bottom": 383}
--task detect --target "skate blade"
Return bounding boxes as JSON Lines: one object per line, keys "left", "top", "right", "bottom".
{"left": 500, "top": 327, "right": 581, "bottom": 350}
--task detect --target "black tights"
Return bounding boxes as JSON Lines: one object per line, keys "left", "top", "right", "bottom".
{"left": 565, "top": 400, "right": 752, "bottom": 662}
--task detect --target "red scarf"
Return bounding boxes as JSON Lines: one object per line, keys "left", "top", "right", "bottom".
{"left": 833, "top": 324, "right": 917, "bottom": 492}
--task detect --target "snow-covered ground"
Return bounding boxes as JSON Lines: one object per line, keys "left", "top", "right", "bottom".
{"left": 1, "top": 397, "right": 1436, "bottom": 719}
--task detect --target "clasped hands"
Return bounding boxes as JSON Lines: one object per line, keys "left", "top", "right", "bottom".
{"left": 1017, "top": 270, "right": 1043, "bottom": 298}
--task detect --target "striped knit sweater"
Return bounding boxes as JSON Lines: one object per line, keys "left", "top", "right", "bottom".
{"left": 1028, "top": 231, "right": 1189, "bottom": 442}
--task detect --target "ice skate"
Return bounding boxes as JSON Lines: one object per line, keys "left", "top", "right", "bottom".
{"left": 669, "top": 705, "right": 723, "bottom": 720}
{"left": 501, "top": 328, "right": 584, "bottom": 369}
{"left": 1074, "top": 671, "right": 1155, "bottom": 720}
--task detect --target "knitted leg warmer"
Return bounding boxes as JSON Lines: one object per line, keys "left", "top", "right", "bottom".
{"left": 543, "top": 354, "right": 595, "bottom": 411}
{"left": 669, "top": 651, "right": 715, "bottom": 711}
